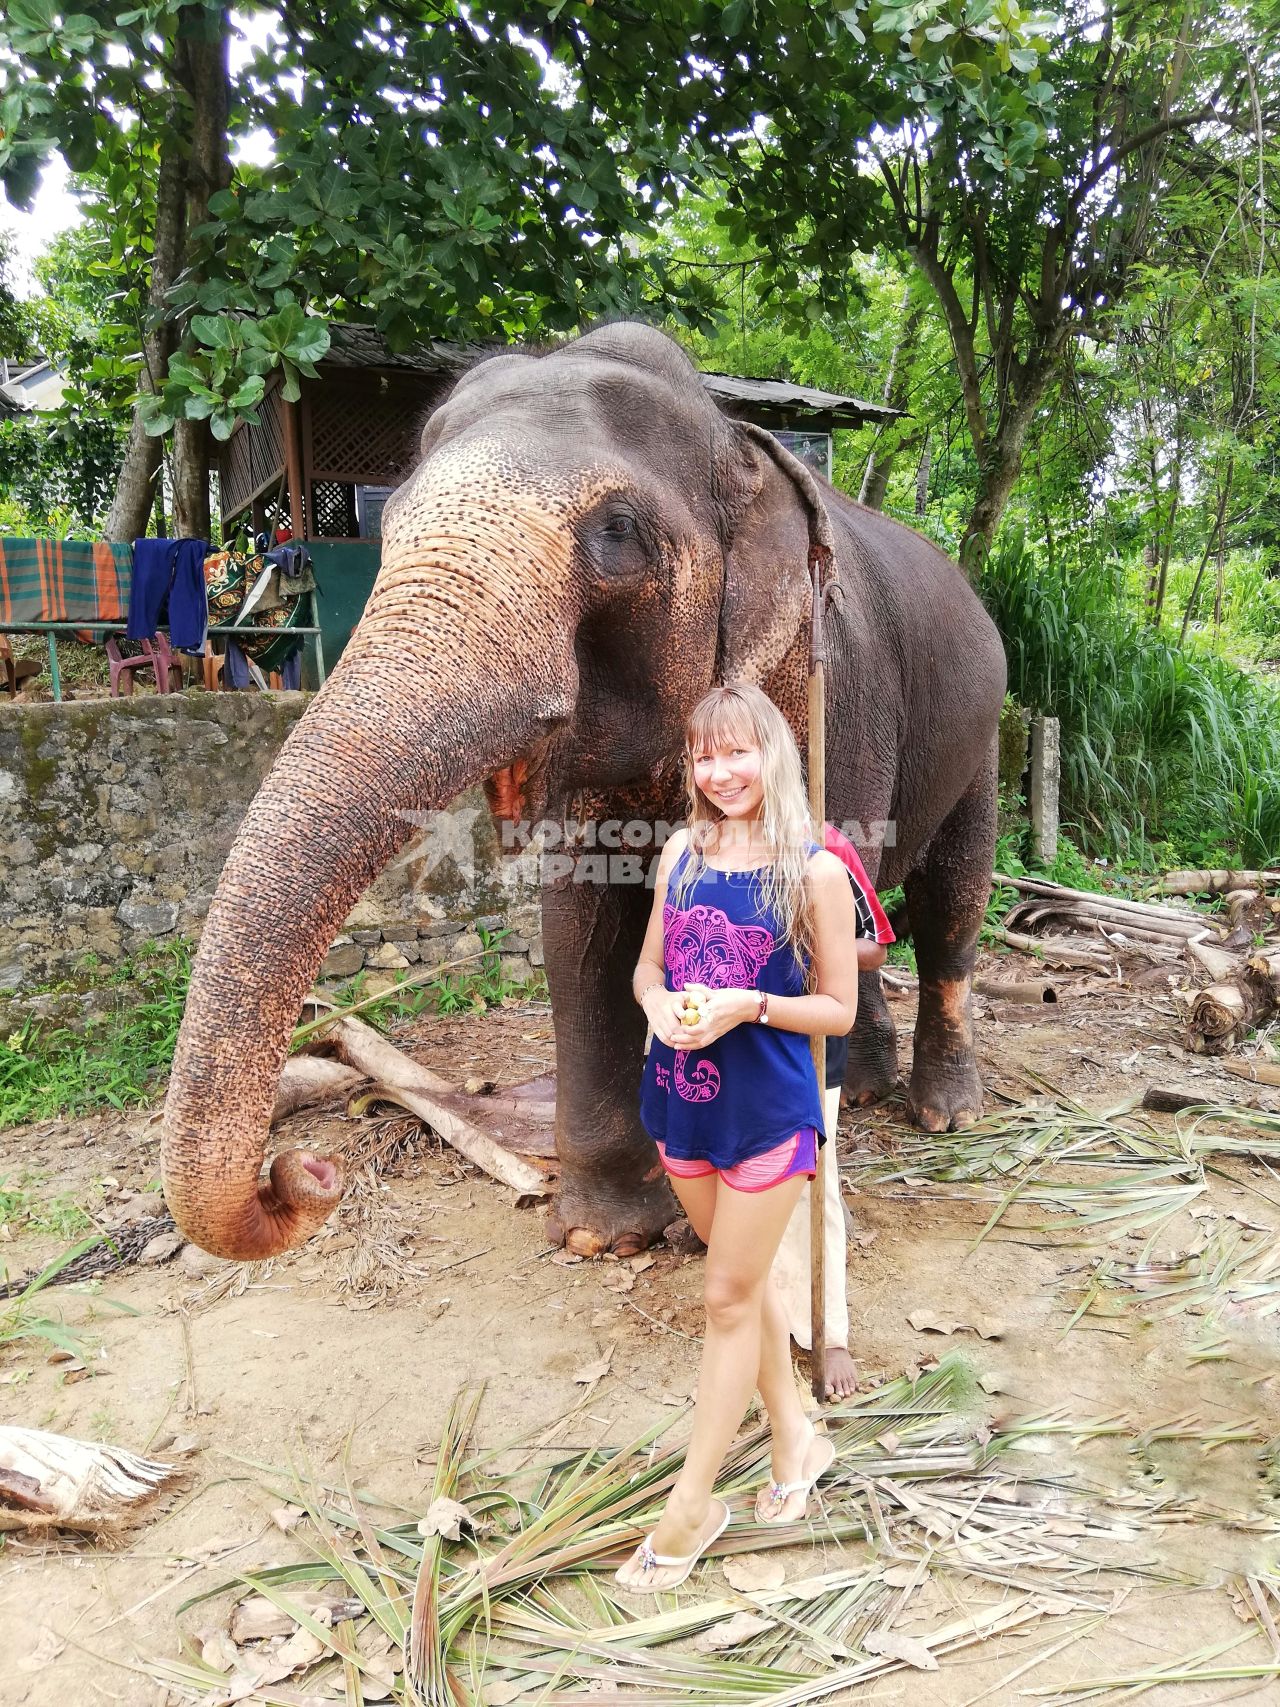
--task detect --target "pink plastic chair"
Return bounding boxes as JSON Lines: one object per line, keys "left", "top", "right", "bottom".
{"left": 105, "top": 632, "right": 184, "bottom": 696}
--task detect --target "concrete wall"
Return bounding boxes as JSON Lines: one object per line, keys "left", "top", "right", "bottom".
{"left": 0, "top": 694, "right": 543, "bottom": 1020}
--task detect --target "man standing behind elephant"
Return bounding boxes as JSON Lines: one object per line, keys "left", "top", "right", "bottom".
{"left": 772, "top": 822, "right": 895, "bottom": 1399}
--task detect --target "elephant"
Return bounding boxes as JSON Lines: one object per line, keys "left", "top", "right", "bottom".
{"left": 160, "top": 321, "right": 1007, "bottom": 1263}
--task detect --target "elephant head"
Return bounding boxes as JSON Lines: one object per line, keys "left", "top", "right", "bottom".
{"left": 161, "top": 322, "right": 834, "bottom": 1260}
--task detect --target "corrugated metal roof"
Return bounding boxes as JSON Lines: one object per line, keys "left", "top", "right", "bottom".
{"left": 700, "top": 369, "right": 898, "bottom": 426}
{"left": 319, "top": 325, "right": 901, "bottom": 425}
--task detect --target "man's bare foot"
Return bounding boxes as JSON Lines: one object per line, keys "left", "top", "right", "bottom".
{"left": 754, "top": 1417, "right": 835, "bottom": 1524}
{"left": 821, "top": 1345, "right": 859, "bottom": 1400}
{"left": 614, "top": 1495, "right": 728, "bottom": 1593}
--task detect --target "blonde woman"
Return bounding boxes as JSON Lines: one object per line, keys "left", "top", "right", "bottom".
{"left": 615, "top": 683, "right": 859, "bottom": 1594}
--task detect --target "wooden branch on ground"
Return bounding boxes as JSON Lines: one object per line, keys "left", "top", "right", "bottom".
{"left": 988, "top": 925, "right": 1113, "bottom": 970}
{"left": 0, "top": 1426, "right": 180, "bottom": 1533}
{"left": 973, "top": 977, "right": 1059, "bottom": 1004}
{"left": 1222, "top": 1058, "right": 1280, "bottom": 1089}
{"left": 328, "top": 1018, "right": 550, "bottom": 1197}
{"left": 1159, "top": 869, "right": 1280, "bottom": 896}
{"left": 272, "top": 1056, "right": 366, "bottom": 1123}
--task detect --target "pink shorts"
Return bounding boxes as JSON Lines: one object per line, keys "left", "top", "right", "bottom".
{"left": 655, "top": 1128, "right": 818, "bottom": 1194}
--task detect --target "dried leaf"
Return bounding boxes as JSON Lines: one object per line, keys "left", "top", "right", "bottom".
{"left": 417, "top": 1495, "right": 474, "bottom": 1540}
{"left": 201, "top": 1630, "right": 240, "bottom": 1672}
{"left": 18, "top": 1627, "right": 66, "bottom": 1673}
{"left": 140, "top": 1231, "right": 185, "bottom": 1264}
{"left": 550, "top": 1249, "right": 582, "bottom": 1266}
{"left": 693, "top": 1610, "right": 773, "bottom": 1651}
{"left": 270, "top": 1504, "right": 304, "bottom": 1533}
{"left": 275, "top": 1626, "right": 327, "bottom": 1673}
{"left": 723, "top": 1552, "right": 786, "bottom": 1592}
{"left": 573, "top": 1343, "right": 615, "bottom": 1385}
{"left": 906, "top": 1308, "right": 1003, "bottom": 1340}
{"left": 230, "top": 1596, "right": 295, "bottom": 1644}
{"left": 882, "top": 1564, "right": 924, "bottom": 1587}
{"left": 629, "top": 1253, "right": 657, "bottom": 1273}
{"left": 862, "top": 1628, "right": 939, "bottom": 1670}
{"left": 178, "top": 1535, "right": 241, "bottom": 1565}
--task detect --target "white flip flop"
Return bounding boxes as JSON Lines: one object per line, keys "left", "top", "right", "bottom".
{"left": 755, "top": 1423, "right": 837, "bottom": 1526}
{"left": 615, "top": 1497, "right": 731, "bottom": 1593}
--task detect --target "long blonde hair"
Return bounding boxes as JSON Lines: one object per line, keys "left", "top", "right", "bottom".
{"left": 671, "top": 683, "right": 816, "bottom": 962}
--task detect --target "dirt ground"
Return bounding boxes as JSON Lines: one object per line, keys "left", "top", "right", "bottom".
{"left": 3, "top": 950, "right": 1280, "bottom": 1706}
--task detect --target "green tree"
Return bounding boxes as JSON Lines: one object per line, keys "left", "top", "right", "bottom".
{"left": 0, "top": 2, "right": 707, "bottom": 538}
{"left": 549, "top": 0, "right": 1277, "bottom": 568}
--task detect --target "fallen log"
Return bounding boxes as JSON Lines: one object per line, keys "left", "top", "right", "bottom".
{"left": 1222, "top": 1058, "right": 1280, "bottom": 1088}
{"left": 331, "top": 1019, "right": 551, "bottom": 1196}
{"left": 272, "top": 1056, "right": 366, "bottom": 1123}
{"left": 1004, "top": 895, "right": 1207, "bottom": 942}
{"left": 1185, "top": 936, "right": 1241, "bottom": 981}
{"left": 1142, "top": 1087, "right": 1212, "bottom": 1114}
{"left": 1185, "top": 951, "right": 1280, "bottom": 1054}
{"left": 973, "top": 978, "right": 1059, "bottom": 1004}
{"left": 988, "top": 925, "right": 1112, "bottom": 970}
{"left": 994, "top": 873, "right": 1210, "bottom": 930}
{"left": 0, "top": 1426, "right": 179, "bottom": 1533}
{"left": 1159, "top": 869, "right": 1280, "bottom": 896}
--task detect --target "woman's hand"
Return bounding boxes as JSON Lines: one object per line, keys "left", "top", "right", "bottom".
{"left": 670, "top": 984, "right": 757, "bottom": 1051}
{"left": 642, "top": 985, "right": 689, "bottom": 1049}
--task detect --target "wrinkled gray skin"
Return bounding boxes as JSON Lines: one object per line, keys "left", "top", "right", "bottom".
{"left": 161, "top": 322, "right": 1006, "bottom": 1263}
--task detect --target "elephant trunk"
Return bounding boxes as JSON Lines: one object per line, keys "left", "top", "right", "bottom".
{"left": 162, "top": 508, "right": 575, "bottom": 1261}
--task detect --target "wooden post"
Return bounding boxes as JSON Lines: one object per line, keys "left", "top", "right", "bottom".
{"left": 807, "top": 549, "right": 829, "bottom": 1402}
{"left": 283, "top": 394, "right": 306, "bottom": 541}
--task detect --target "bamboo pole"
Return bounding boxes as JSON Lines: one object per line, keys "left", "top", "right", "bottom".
{"left": 807, "top": 549, "right": 829, "bottom": 1403}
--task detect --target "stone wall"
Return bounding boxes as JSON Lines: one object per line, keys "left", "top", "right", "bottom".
{"left": 0, "top": 695, "right": 543, "bottom": 1020}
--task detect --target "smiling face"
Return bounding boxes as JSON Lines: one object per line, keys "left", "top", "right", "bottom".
{"left": 690, "top": 735, "right": 765, "bottom": 823}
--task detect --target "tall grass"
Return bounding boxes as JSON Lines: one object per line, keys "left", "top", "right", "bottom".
{"left": 981, "top": 531, "right": 1280, "bottom": 866}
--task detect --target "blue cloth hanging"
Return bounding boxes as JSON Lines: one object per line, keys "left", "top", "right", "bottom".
{"left": 127, "top": 537, "right": 208, "bottom": 651}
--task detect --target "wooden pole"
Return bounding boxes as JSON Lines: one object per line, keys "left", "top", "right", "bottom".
{"left": 283, "top": 393, "right": 306, "bottom": 541}
{"left": 807, "top": 549, "right": 829, "bottom": 1402}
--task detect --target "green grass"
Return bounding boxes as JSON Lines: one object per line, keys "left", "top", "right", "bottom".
{"left": 0, "top": 926, "right": 548, "bottom": 1130}
{"left": 0, "top": 940, "right": 192, "bottom": 1129}
{"left": 0, "top": 1237, "right": 100, "bottom": 1362}
{"left": 0, "top": 1175, "right": 93, "bottom": 1238}
{"left": 982, "top": 529, "right": 1280, "bottom": 867}
{"left": 327, "top": 926, "right": 549, "bottom": 1027}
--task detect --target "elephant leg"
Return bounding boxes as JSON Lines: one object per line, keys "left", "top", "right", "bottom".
{"left": 842, "top": 968, "right": 899, "bottom": 1106}
{"left": 903, "top": 750, "right": 996, "bottom": 1132}
{"left": 541, "top": 869, "right": 675, "bottom": 1258}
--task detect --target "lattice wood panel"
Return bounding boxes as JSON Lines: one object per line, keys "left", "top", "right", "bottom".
{"left": 309, "top": 376, "right": 431, "bottom": 486}
{"left": 219, "top": 381, "right": 286, "bottom": 520}
{"left": 310, "top": 481, "right": 359, "bottom": 539}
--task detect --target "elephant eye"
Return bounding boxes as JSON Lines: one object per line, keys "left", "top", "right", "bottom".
{"left": 602, "top": 512, "right": 637, "bottom": 539}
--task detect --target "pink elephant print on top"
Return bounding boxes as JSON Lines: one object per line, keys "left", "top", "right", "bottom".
{"left": 662, "top": 903, "right": 776, "bottom": 1104}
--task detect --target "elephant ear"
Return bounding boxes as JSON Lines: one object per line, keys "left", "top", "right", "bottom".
{"left": 713, "top": 419, "right": 837, "bottom": 684}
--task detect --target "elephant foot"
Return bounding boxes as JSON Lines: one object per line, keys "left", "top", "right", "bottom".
{"left": 906, "top": 1051, "right": 983, "bottom": 1132}
{"left": 843, "top": 972, "right": 899, "bottom": 1108}
{"left": 546, "top": 1172, "right": 675, "bottom": 1258}
{"left": 907, "top": 975, "right": 983, "bottom": 1132}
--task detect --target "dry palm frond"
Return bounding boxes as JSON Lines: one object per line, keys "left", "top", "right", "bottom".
{"left": 0, "top": 1424, "right": 180, "bottom": 1534}
{"left": 154, "top": 1359, "right": 1206, "bottom": 1707}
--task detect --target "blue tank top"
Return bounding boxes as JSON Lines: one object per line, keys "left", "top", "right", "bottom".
{"left": 639, "top": 843, "right": 826, "bottom": 1167}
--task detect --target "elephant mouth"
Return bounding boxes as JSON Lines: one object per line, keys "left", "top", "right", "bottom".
{"left": 485, "top": 733, "right": 561, "bottom": 828}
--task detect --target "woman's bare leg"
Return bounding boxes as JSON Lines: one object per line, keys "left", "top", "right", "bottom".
{"left": 615, "top": 1169, "right": 805, "bottom": 1590}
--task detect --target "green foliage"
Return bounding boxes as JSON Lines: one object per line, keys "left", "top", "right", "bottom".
{"left": 982, "top": 530, "right": 1280, "bottom": 868}
{"left": 0, "top": 1237, "right": 99, "bottom": 1364}
{"left": 330, "top": 927, "right": 548, "bottom": 1030}
{"left": 0, "top": 941, "right": 192, "bottom": 1129}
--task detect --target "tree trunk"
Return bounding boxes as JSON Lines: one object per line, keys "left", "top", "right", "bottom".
{"left": 107, "top": 7, "right": 229, "bottom": 543}
{"left": 914, "top": 436, "right": 930, "bottom": 518}
{"left": 858, "top": 291, "right": 925, "bottom": 510}
{"left": 104, "top": 120, "right": 187, "bottom": 542}
{"left": 169, "top": 6, "right": 231, "bottom": 541}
